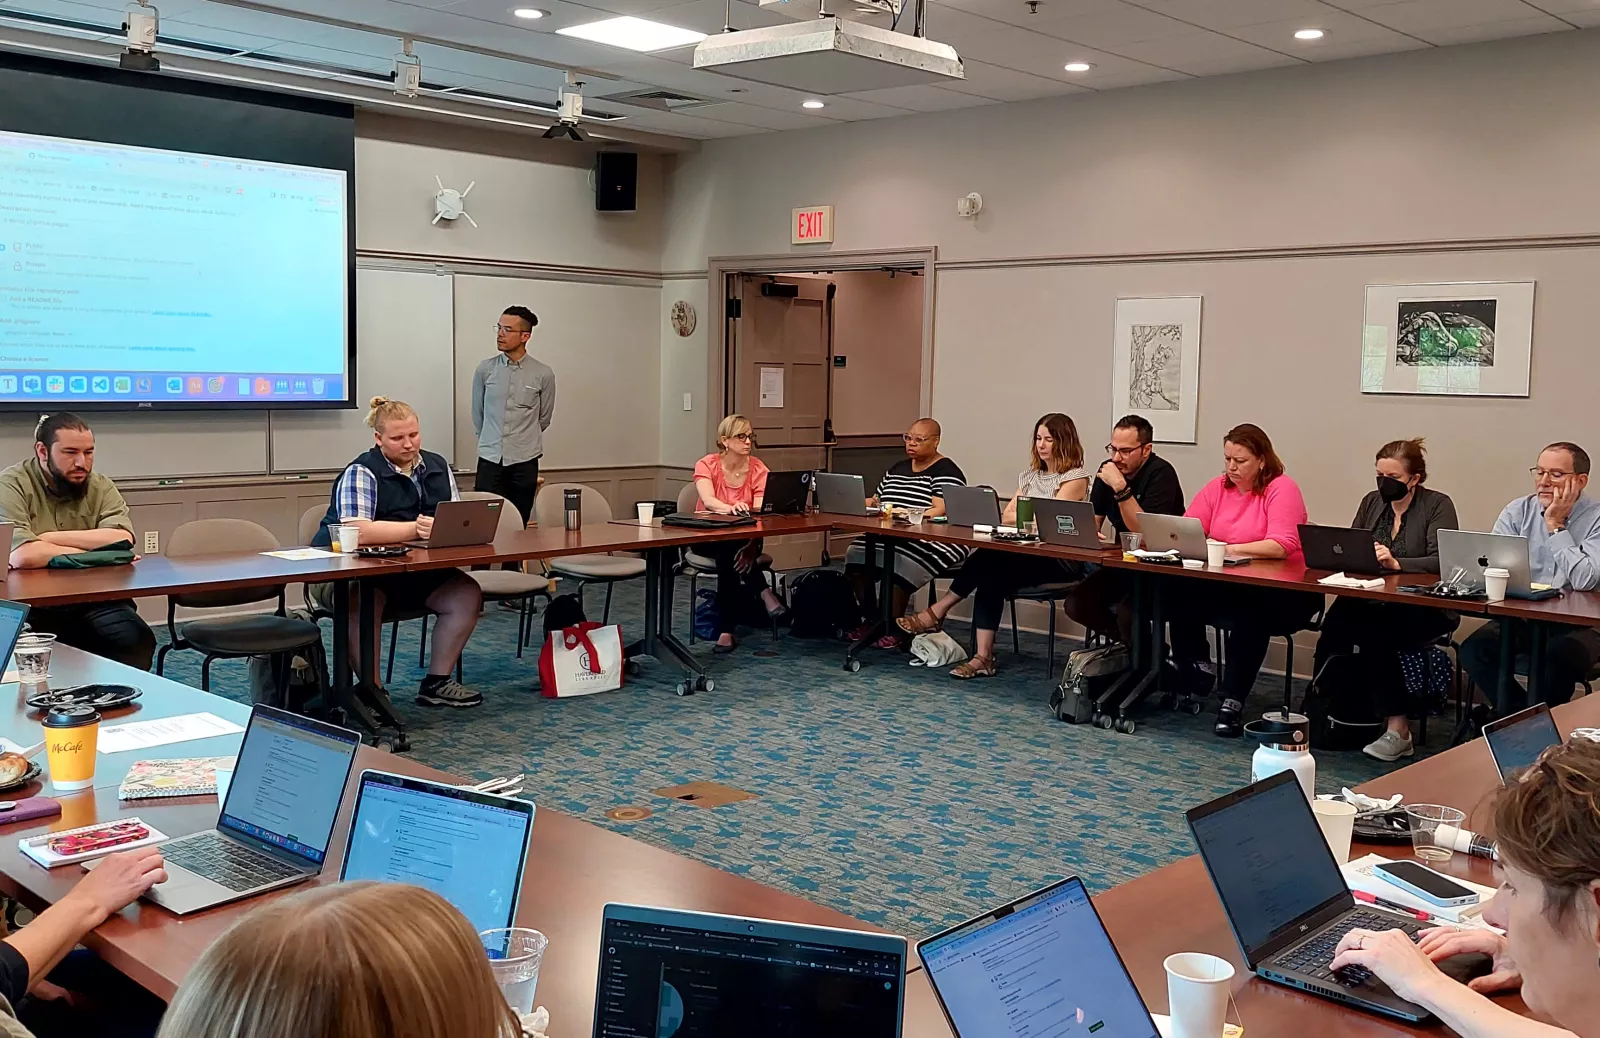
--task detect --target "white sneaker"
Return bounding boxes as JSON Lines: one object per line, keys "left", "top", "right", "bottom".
{"left": 1363, "top": 729, "right": 1414, "bottom": 762}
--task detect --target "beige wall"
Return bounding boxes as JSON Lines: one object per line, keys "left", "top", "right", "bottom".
{"left": 829, "top": 271, "right": 924, "bottom": 438}
{"left": 659, "top": 278, "right": 711, "bottom": 468}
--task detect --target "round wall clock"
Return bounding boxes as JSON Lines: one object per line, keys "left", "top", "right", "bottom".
{"left": 670, "top": 300, "right": 697, "bottom": 337}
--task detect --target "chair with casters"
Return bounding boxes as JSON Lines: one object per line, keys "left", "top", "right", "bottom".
{"left": 460, "top": 491, "right": 555, "bottom": 657}
{"left": 535, "top": 482, "right": 645, "bottom": 624}
{"left": 675, "top": 482, "right": 779, "bottom": 643}
{"left": 154, "top": 518, "right": 329, "bottom": 704}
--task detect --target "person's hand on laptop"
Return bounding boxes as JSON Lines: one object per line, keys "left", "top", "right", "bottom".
{"left": 415, "top": 514, "right": 434, "bottom": 540}
{"left": 1331, "top": 927, "right": 1448, "bottom": 1004}
{"left": 1417, "top": 926, "right": 1522, "bottom": 994}
{"left": 70, "top": 847, "right": 169, "bottom": 923}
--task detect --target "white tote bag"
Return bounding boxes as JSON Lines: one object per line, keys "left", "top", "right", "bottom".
{"left": 538, "top": 622, "right": 624, "bottom": 698}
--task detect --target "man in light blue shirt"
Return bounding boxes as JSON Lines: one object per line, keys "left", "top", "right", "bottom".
{"left": 471, "top": 305, "right": 555, "bottom": 526}
{"left": 1461, "top": 441, "right": 1600, "bottom": 708}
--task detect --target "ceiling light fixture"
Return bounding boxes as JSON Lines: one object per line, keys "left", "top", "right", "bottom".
{"left": 557, "top": 16, "right": 707, "bottom": 52}
{"left": 1063, "top": 61, "right": 1093, "bottom": 72}
{"left": 1294, "top": 28, "right": 1325, "bottom": 40}
{"left": 512, "top": 8, "right": 548, "bottom": 19}
{"left": 801, "top": 99, "right": 826, "bottom": 109}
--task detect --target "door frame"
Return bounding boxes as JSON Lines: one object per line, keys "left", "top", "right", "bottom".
{"left": 706, "top": 247, "right": 937, "bottom": 452}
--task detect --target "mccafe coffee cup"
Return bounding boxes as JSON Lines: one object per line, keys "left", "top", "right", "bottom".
{"left": 43, "top": 705, "right": 100, "bottom": 792}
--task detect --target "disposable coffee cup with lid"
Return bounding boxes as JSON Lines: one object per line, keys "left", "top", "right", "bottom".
{"left": 43, "top": 704, "right": 102, "bottom": 792}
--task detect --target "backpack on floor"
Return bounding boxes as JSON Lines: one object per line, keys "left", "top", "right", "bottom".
{"left": 787, "top": 568, "right": 861, "bottom": 639}
{"left": 247, "top": 648, "right": 328, "bottom": 715}
{"left": 693, "top": 588, "right": 721, "bottom": 642}
{"left": 1051, "top": 643, "right": 1129, "bottom": 724}
{"left": 542, "top": 593, "right": 588, "bottom": 639}
{"left": 1302, "top": 652, "right": 1386, "bottom": 751}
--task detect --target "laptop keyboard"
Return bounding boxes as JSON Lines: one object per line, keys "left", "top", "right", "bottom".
{"left": 1275, "top": 911, "right": 1422, "bottom": 987}
{"left": 164, "top": 832, "right": 303, "bottom": 892}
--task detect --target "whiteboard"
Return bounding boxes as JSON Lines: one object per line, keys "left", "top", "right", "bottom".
{"left": 271, "top": 267, "right": 456, "bottom": 472}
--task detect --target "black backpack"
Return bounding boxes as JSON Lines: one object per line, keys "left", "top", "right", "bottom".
{"left": 1302, "top": 652, "right": 1386, "bottom": 751}
{"left": 787, "top": 569, "right": 861, "bottom": 639}
{"left": 542, "top": 593, "right": 588, "bottom": 639}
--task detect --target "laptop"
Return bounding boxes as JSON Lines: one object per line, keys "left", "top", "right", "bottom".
{"left": 942, "top": 485, "right": 1001, "bottom": 528}
{"left": 592, "top": 904, "right": 906, "bottom": 1037}
{"left": 760, "top": 469, "right": 812, "bottom": 515}
{"left": 130, "top": 705, "right": 360, "bottom": 915}
{"left": 1035, "top": 499, "right": 1111, "bottom": 549}
{"left": 813, "top": 471, "right": 877, "bottom": 516}
{"left": 1437, "top": 530, "right": 1556, "bottom": 599}
{"left": 661, "top": 512, "right": 756, "bottom": 529}
{"left": 0, "top": 597, "right": 31, "bottom": 661}
{"left": 407, "top": 498, "right": 501, "bottom": 548}
{"left": 1186, "top": 770, "right": 1429, "bottom": 1022}
{"left": 918, "top": 876, "right": 1159, "bottom": 1038}
{"left": 1138, "top": 513, "right": 1251, "bottom": 564}
{"left": 1483, "top": 703, "right": 1562, "bottom": 784}
{"left": 1300, "top": 525, "right": 1383, "bottom": 575}
{"left": 339, "top": 770, "right": 535, "bottom": 933}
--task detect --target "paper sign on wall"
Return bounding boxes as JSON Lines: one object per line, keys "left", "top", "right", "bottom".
{"left": 758, "top": 366, "right": 784, "bottom": 408}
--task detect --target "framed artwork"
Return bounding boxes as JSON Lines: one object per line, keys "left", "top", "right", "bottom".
{"left": 1362, "top": 282, "right": 1534, "bottom": 397}
{"left": 1111, "top": 296, "right": 1203, "bottom": 444}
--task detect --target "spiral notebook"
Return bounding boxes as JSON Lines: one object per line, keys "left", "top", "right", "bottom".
{"left": 117, "top": 756, "right": 236, "bottom": 801}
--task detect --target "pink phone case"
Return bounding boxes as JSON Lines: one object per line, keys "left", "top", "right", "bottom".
{"left": 0, "top": 797, "right": 63, "bottom": 824}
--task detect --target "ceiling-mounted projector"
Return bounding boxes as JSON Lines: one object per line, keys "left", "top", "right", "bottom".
{"left": 693, "top": 16, "right": 962, "bottom": 94}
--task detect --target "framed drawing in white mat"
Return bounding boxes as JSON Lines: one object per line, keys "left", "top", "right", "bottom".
{"left": 1111, "top": 296, "right": 1202, "bottom": 444}
{"left": 1362, "top": 281, "right": 1534, "bottom": 397}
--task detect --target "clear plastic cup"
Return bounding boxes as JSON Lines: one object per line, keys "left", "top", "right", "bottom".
{"left": 481, "top": 927, "right": 546, "bottom": 1015}
{"left": 332, "top": 524, "right": 361, "bottom": 552}
{"left": 1120, "top": 531, "right": 1142, "bottom": 553}
{"left": 13, "top": 632, "right": 55, "bottom": 684}
{"left": 1406, "top": 803, "right": 1466, "bottom": 862}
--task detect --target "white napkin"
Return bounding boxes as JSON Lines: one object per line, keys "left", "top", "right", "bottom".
{"left": 1318, "top": 572, "right": 1385, "bottom": 590}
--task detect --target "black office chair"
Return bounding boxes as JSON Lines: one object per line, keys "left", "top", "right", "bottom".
{"left": 1007, "top": 583, "right": 1081, "bottom": 676}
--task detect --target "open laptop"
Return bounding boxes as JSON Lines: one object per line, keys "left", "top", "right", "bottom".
{"left": 918, "top": 876, "right": 1158, "bottom": 1038}
{"left": 942, "top": 485, "right": 1001, "bottom": 528}
{"left": 1187, "top": 770, "right": 1429, "bottom": 1022}
{"left": 0, "top": 597, "right": 31, "bottom": 665}
{"left": 1138, "top": 513, "right": 1251, "bottom": 564}
{"left": 407, "top": 498, "right": 501, "bottom": 548}
{"left": 1300, "top": 525, "right": 1384, "bottom": 574}
{"left": 1035, "top": 499, "right": 1111, "bottom": 549}
{"left": 129, "top": 705, "right": 360, "bottom": 915}
{"left": 339, "top": 770, "right": 535, "bottom": 933}
{"left": 1438, "top": 530, "right": 1556, "bottom": 599}
{"left": 1483, "top": 702, "right": 1562, "bottom": 784}
{"left": 813, "top": 471, "right": 877, "bottom": 516}
{"left": 760, "top": 469, "right": 812, "bottom": 515}
{"left": 592, "top": 904, "right": 906, "bottom": 1037}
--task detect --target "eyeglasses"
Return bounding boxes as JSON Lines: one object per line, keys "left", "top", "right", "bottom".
{"left": 729, "top": 433, "right": 755, "bottom": 443}
{"left": 1531, "top": 467, "right": 1574, "bottom": 481}
{"left": 1104, "top": 444, "right": 1147, "bottom": 457}
{"left": 494, "top": 324, "right": 529, "bottom": 335}
{"left": 903, "top": 435, "right": 932, "bottom": 445}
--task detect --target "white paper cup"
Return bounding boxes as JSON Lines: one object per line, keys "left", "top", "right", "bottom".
{"left": 1483, "top": 566, "right": 1510, "bottom": 602}
{"left": 334, "top": 524, "right": 361, "bottom": 552}
{"left": 1206, "top": 539, "right": 1227, "bottom": 568}
{"left": 636, "top": 502, "right": 655, "bottom": 522}
{"left": 214, "top": 767, "right": 233, "bottom": 809}
{"left": 1312, "top": 799, "right": 1357, "bottom": 864}
{"left": 1164, "top": 952, "right": 1235, "bottom": 1038}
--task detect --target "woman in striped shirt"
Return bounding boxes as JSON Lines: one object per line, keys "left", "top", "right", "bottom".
{"left": 845, "top": 418, "right": 969, "bottom": 646}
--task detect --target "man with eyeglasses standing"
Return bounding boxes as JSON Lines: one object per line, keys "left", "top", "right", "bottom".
{"left": 1460, "top": 441, "right": 1600, "bottom": 707}
{"left": 1063, "top": 414, "right": 1185, "bottom": 644}
{"left": 471, "top": 306, "right": 556, "bottom": 527}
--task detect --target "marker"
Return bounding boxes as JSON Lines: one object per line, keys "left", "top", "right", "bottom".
{"left": 1353, "top": 889, "right": 1432, "bottom": 921}
{"left": 156, "top": 479, "right": 183, "bottom": 486}
{"left": 283, "top": 474, "right": 309, "bottom": 481}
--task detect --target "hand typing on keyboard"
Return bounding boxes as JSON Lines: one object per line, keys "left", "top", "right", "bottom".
{"left": 1330, "top": 927, "right": 1449, "bottom": 1005}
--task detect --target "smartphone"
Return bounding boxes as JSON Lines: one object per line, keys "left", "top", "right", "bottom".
{"left": 1373, "top": 860, "right": 1480, "bottom": 907}
{"left": 47, "top": 821, "right": 149, "bottom": 856}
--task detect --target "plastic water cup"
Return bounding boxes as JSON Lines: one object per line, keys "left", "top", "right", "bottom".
{"left": 481, "top": 927, "right": 546, "bottom": 1015}
{"left": 13, "top": 632, "right": 55, "bottom": 684}
{"left": 1406, "top": 803, "right": 1466, "bottom": 862}
{"left": 332, "top": 524, "right": 360, "bottom": 552}
{"left": 636, "top": 502, "right": 655, "bottom": 522}
{"left": 1164, "top": 952, "right": 1234, "bottom": 1038}
{"left": 1120, "top": 531, "right": 1142, "bottom": 553}
{"left": 1206, "top": 539, "right": 1227, "bottom": 568}
{"left": 1312, "top": 799, "right": 1358, "bottom": 864}
{"left": 1483, "top": 566, "right": 1510, "bottom": 602}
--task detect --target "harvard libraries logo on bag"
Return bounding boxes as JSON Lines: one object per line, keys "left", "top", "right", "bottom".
{"left": 539, "top": 622, "right": 625, "bottom": 698}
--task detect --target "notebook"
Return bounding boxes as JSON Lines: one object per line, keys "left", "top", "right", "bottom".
{"left": 118, "top": 756, "right": 237, "bottom": 800}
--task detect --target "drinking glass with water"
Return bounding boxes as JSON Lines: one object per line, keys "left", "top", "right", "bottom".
{"left": 481, "top": 927, "right": 547, "bottom": 1016}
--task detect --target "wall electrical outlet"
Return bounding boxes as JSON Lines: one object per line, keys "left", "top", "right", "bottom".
{"left": 143, "top": 531, "right": 159, "bottom": 555}
{"left": 682, "top": 392, "right": 692, "bottom": 411}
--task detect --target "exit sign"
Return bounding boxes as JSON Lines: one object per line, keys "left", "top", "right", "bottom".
{"left": 792, "top": 205, "right": 834, "bottom": 244}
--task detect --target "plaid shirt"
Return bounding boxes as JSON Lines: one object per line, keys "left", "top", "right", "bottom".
{"left": 334, "top": 454, "right": 459, "bottom": 522}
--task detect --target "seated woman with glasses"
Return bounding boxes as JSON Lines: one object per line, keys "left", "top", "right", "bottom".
{"left": 693, "top": 415, "right": 787, "bottom": 654}
{"left": 894, "top": 413, "right": 1090, "bottom": 678}
{"left": 845, "top": 418, "right": 968, "bottom": 647}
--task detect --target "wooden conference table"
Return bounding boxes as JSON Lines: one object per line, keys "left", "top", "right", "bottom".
{"left": 3, "top": 645, "right": 1593, "bottom": 1036}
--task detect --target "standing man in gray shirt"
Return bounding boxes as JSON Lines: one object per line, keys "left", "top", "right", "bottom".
{"left": 471, "top": 305, "right": 556, "bottom": 526}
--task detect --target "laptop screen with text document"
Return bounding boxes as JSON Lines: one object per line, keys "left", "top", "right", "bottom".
{"left": 218, "top": 711, "right": 359, "bottom": 864}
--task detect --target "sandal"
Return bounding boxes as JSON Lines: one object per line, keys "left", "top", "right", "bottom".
{"left": 895, "top": 610, "right": 943, "bottom": 636}
{"left": 949, "top": 655, "right": 997, "bottom": 680}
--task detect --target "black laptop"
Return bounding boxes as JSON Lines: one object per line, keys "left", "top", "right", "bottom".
{"left": 1299, "top": 524, "right": 1383, "bottom": 575}
{"left": 1186, "top": 770, "right": 1429, "bottom": 1022}
{"left": 1483, "top": 702, "right": 1561, "bottom": 784}
{"left": 760, "top": 470, "right": 812, "bottom": 515}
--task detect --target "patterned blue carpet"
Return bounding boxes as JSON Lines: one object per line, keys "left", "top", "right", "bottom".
{"left": 160, "top": 577, "right": 1434, "bottom": 938}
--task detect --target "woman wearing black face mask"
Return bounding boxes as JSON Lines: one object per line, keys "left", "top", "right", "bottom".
{"left": 1312, "top": 439, "right": 1461, "bottom": 762}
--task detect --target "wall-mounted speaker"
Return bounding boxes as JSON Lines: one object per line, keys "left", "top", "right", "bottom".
{"left": 595, "top": 151, "right": 637, "bottom": 212}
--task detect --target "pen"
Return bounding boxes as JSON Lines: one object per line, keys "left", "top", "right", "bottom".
{"left": 1353, "top": 889, "right": 1432, "bottom": 921}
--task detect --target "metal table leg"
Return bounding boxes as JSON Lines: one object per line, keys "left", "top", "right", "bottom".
{"left": 1097, "top": 570, "right": 1146, "bottom": 710}
{"left": 844, "top": 536, "right": 896, "bottom": 672}
{"left": 650, "top": 546, "right": 709, "bottom": 696}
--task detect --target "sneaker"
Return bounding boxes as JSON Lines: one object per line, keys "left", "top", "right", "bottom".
{"left": 1363, "top": 729, "right": 1415, "bottom": 762}
{"left": 416, "top": 676, "right": 483, "bottom": 709}
{"left": 1213, "top": 698, "right": 1245, "bottom": 738}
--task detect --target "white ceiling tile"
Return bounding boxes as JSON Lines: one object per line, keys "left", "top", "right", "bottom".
{"left": 1286, "top": 33, "right": 1430, "bottom": 60}
{"left": 1131, "top": 0, "right": 1345, "bottom": 31}
{"left": 931, "top": 0, "right": 1135, "bottom": 31}
{"left": 1558, "top": 10, "right": 1600, "bottom": 26}
{"left": 942, "top": 60, "right": 1087, "bottom": 100}
{"left": 612, "top": 108, "right": 766, "bottom": 135}
{"left": 1166, "top": 50, "right": 1303, "bottom": 74}
{"left": 1027, "top": 4, "right": 1208, "bottom": 45}
{"left": 790, "top": 93, "right": 921, "bottom": 118}
{"left": 1222, "top": 10, "right": 1426, "bottom": 51}
{"left": 1114, "top": 29, "right": 1303, "bottom": 72}
{"left": 838, "top": 84, "right": 998, "bottom": 111}
{"left": 1409, "top": 14, "right": 1570, "bottom": 43}
{"left": 1520, "top": 0, "right": 1600, "bottom": 13}
{"left": 1356, "top": 0, "right": 1562, "bottom": 34}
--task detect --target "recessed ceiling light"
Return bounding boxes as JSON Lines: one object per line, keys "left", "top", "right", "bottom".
{"left": 1063, "top": 61, "right": 1093, "bottom": 72}
{"left": 801, "top": 99, "right": 826, "bottom": 109}
{"left": 556, "top": 16, "right": 707, "bottom": 52}
{"left": 1294, "top": 28, "right": 1325, "bottom": 40}
{"left": 512, "top": 8, "right": 547, "bottom": 19}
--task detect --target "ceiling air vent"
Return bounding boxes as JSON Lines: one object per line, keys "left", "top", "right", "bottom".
{"left": 602, "top": 89, "right": 727, "bottom": 112}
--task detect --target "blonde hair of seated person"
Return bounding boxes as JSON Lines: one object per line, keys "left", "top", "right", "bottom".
{"left": 157, "top": 882, "right": 522, "bottom": 1038}
{"left": 366, "top": 395, "right": 417, "bottom": 433}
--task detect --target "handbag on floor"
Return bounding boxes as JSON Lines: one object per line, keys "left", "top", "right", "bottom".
{"left": 538, "top": 621, "right": 624, "bottom": 698}
{"left": 1051, "top": 643, "right": 1128, "bottom": 724}
{"left": 909, "top": 631, "right": 967, "bottom": 667}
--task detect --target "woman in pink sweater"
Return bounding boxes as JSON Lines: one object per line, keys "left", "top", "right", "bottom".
{"left": 1168, "top": 424, "right": 1322, "bottom": 737}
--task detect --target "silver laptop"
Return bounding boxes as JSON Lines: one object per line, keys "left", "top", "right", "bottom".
{"left": 1034, "top": 498, "right": 1109, "bottom": 549}
{"left": 119, "top": 705, "right": 360, "bottom": 915}
{"left": 1437, "top": 529, "right": 1548, "bottom": 598}
{"left": 593, "top": 904, "right": 907, "bottom": 1036}
{"left": 942, "top": 485, "right": 1001, "bottom": 527}
{"left": 813, "top": 471, "right": 877, "bottom": 516}
{"left": 340, "top": 770, "right": 535, "bottom": 933}
{"left": 407, "top": 498, "right": 501, "bottom": 548}
{"left": 1139, "top": 513, "right": 1251, "bottom": 564}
